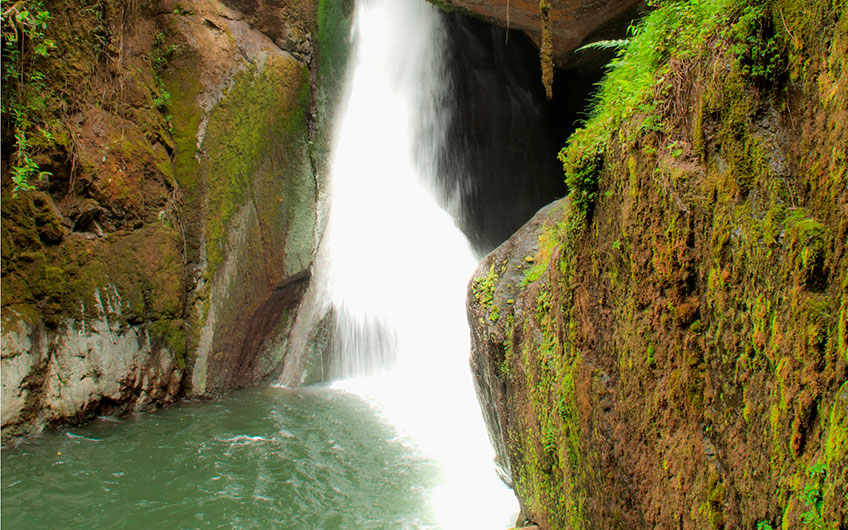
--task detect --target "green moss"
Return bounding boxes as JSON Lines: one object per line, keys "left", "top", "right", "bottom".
{"left": 558, "top": 0, "right": 797, "bottom": 216}
{"left": 200, "top": 55, "right": 311, "bottom": 280}
{"left": 501, "top": 313, "right": 516, "bottom": 379}
{"left": 823, "top": 383, "right": 848, "bottom": 514}
{"left": 784, "top": 211, "right": 829, "bottom": 289}
{"left": 706, "top": 469, "right": 727, "bottom": 528}
{"left": 647, "top": 343, "right": 657, "bottom": 368}
{"left": 522, "top": 222, "right": 564, "bottom": 285}
{"left": 500, "top": 0, "right": 847, "bottom": 526}
{"left": 1, "top": 220, "right": 184, "bottom": 332}
{"left": 472, "top": 262, "right": 498, "bottom": 310}
{"left": 151, "top": 319, "right": 187, "bottom": 370}
{"left": 163, "top": 45, "right": 203, "bottom": 287}
{"left": 522, "top": 262, "right": 547, "bottom": 285}
{"left": 838, "top": 305, "right": 847, "bottom": 364}
{"left": 507, "top": 233, "right": 588, "bottom": 529}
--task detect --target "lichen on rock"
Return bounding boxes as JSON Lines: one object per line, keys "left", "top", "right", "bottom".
{"left": 469, "top": 0, "right": 848, "bottom": 527}
{"left": 1, "top": 0, "right": 352, "bottom": 442}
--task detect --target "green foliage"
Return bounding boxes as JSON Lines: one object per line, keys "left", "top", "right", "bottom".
{"left": 1, "top": 0, "right": 55, "bottom": 196}
{"left": 576, "top": 38, "right": 630, "bottom": 52}
{"left": 560, "top": 134, "right": 604, "bottom": 216}
{"left": 727, "top": 2, "right": 785, "bottom": 86}
{"left": 151, "top": 32, "right": 178, "bottom": 113}
{"left": 800, "top": 461, "right": 830, "bottom": 529}
{"left": 558, "top": 0, "right": 714, "bottom": 215}
{"left": 558, "top": 0, "right": 786, "bottom": 216}
{"left": 511, "top": 0, "right": 846, "bottom": 526}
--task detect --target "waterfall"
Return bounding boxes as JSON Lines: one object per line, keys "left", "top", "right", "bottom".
{"left": 320, "top": 0, "right": 519, "bottom": 527}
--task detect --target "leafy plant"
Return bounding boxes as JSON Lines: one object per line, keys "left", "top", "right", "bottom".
{"left": 576, "top": 38, "right": 630, "bottom": 52}
{"left": 728, "top": 2, "right": 785, "bottom": 86}
{"left": 557, "top": 0, "right": 784, "bottom": 217}
{"left": 1, "top": 0, "right": 56, "bottom": 196}
{"left": 800, "top": 461, "right": 829, "bottom": 529}
{"left": 151, "top": 32, "right": 178, "bottom": 111}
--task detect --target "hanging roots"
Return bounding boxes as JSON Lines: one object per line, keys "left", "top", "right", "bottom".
{"left": 539, "top": 0, "right": 553, "bottom": 99}
{"left": 506, "top": 0, "right": 510, "bottom": 43}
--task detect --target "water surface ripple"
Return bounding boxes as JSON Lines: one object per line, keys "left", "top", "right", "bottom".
{"left": 2, "top": 387, "right": 440, "bottom": 529}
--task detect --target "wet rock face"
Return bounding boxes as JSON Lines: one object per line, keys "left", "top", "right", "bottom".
{"left": 2, "top": 312, "right": 182, "bottom": 440}
{"left": 467, "top": 0, "right": 848, "bottom": 525}
{"left": 433, "top": 0, "right": 644, "bottom": 64}
{"left": 163, "top": 5, "right": 321, "bottom": 394}
{"left": 1, "top": 0, "right": 353, "bottom": 442}
{"left": 467, "top": 199, "right": 570, "bottom": 488}
{"left": 438, "top": 15, "right": 565, "bottom": 254}
{"left": 437, "top": 13, "right": 610, "bottom": 254}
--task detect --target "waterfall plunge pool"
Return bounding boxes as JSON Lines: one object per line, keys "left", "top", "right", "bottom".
{"left": 1, "top": 386, "right": 447, "bottom": 529}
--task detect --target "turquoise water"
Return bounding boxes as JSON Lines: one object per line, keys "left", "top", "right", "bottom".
{"left": 1, "top": 386, "right": 441, "bottom": 529}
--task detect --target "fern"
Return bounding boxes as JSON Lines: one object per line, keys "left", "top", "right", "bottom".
{"left": 575, "top": 39, "right": 630, "bottom": 52}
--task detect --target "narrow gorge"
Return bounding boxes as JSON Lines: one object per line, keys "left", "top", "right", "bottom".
{"left": 2, "top": 0, "right": 846, "bottom": 528}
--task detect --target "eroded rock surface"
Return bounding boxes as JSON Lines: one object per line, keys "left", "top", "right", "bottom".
{"left": 467, "top": 0, "right": 847, "bottom": 527}
{"left": 1, "top": 0, "right": 352, "bottom": 442}
{"left": 434, "top": 0, "right": 644, "bottom": 64}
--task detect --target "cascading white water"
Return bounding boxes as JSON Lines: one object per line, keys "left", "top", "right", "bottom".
{"left": 321, "top": 0, "right": 519, "bottom": 527}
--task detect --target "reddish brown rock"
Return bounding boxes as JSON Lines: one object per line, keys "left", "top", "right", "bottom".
{"left": 1, "top": 0, "right": 353, "bottom": 443}
{"left": 435, "top": 0, "right": 644, "bottom": 64}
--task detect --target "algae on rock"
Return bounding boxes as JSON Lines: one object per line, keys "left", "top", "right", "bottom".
{"left": 469, "top": 0, "right": 848, "bottom": 527}
{"left": 1, "top": 0, "right": 352, "bottom": 442}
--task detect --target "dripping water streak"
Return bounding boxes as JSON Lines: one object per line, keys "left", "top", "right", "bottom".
{"left": 320, "top": 0, "right": 519, "bottom": 527}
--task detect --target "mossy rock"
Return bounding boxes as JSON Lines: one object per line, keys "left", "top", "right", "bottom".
{"left": 200, "top": 53, "right": 313, "bottom": 280}
{"left": 473, "top": 0, "right": 848, "bottom": 527}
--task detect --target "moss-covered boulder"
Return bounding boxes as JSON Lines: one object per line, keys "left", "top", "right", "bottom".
{"left": 469, "top": 0, "right": 847, "bottom": 527}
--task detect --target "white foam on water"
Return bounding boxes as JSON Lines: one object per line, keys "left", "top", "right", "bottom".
{"left": 217, "top": 435, "right": 273, "bottom": 445}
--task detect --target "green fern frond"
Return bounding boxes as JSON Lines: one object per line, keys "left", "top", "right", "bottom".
{"left": 576, "top": 39, "right": 630, "bottom": 52}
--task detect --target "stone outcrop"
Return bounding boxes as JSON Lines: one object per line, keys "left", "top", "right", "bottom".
{"left": 468, "top": 0, "right": 847, "bottom": 527}
{"left": 1, "top": 0, "right": 352, "bottom": 442}
{"left": 469, "top": 199, "right": 569, "bottom": 487}
{"left": 433, "top": 0, "right": 644, "bottom": 64}
{"left": 2, "top": 308, "right": 181, "bottom": 430}
{"left": 160, "top": 0, "right": 320, "bottom": 394}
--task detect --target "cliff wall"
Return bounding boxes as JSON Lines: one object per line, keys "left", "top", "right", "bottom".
{"left": 1, "top": 0, "right": 352, "bottom": 442}
{"left": 469, "top": 0, "right": 847, "bottom": 527}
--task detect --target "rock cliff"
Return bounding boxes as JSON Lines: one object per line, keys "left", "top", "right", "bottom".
{"left": 432, "top": 0, "right": 644, "bottom": 64}
{"left": 1, "top": 0, "right": 352, "bottom": 442}
{"left": 468, "top": 0, "right": 847, "bottom": 527}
